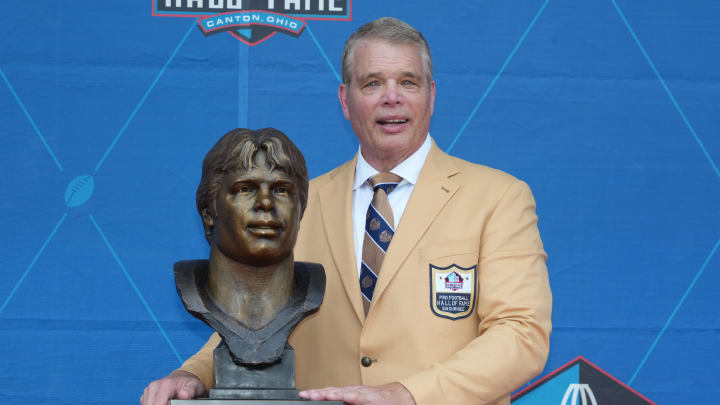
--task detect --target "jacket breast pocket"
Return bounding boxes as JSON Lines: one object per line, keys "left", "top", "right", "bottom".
{"left": 420, "top": 237, "right": 480, "bottom": 320}
{"left": 419, "top": 236, "right": 480, "bottom": 267}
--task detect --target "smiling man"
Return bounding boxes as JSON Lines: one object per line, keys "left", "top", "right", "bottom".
{"left": 142, "top": 17, "right": 551, "bottom": 405}
{"left": 338, "top": 37, "right": 435, "bottom": 172}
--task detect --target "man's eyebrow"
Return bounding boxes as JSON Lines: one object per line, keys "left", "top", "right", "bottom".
{"left": 357, "top": 71, "right": 423, "bottom": 83}
{"left": 401, "top": 71, "right": 421, "bottom": 79}
{"left": 357, "top": 72, "right": 382, "bottom": 83}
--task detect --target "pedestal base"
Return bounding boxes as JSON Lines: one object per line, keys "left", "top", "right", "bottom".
{"left": 210, "top": 388, "right": 300, "bottom": 400}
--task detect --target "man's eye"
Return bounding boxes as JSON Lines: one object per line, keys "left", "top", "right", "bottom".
{"left": 364, "top": 81, "right": 379, "bottom": 88}
{"left": 401, "top": 80, "right": 417, "bottom": 87}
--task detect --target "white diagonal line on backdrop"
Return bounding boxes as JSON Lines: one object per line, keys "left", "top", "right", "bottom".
{"left": 611, "top": 0, "right": 720, "bottom": 180}
{"left": 306, "top": 24, "right": 342, "bottom": 84}
{"left": 628, "top": 237, "right": 719, "bottom": 386}
{"left": 89, "top": 214, "right": 183, "bottom": 364}
{"left": 609, "top": 0, "right": 720, "bottom": 386}
{"left": 94, "top": 21, "right": 197, "bottom": 172}
{"left": 0, "top": 213, "right": 68, "bottom": 316}
{"left": 446, "top": 0, "right": 552, "bottom": 154}
{"left": 0, "top": 68, "right": 64, "bottom": 172}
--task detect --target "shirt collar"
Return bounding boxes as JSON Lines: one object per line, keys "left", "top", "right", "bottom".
{"left": 353, "top": 134, "right": 432, "bottom": 190}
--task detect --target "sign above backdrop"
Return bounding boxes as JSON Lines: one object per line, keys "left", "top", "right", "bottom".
{"left": 153, "top": 0, "right": 351, "bottom": 45}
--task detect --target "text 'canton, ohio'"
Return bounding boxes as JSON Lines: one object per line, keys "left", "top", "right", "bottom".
{"left": 201, "top": 12, "right": 302, "bottom": 31}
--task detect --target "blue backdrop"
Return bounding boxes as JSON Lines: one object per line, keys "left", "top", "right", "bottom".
{"left": 1, "top": 1, "right": 718, "bottom": 404}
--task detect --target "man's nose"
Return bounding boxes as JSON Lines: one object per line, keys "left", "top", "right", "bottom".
{"left": 382, "top": 82, "right": 402, "bottom": 105}
{"left": 254, "top": 186, "right": 274, "bottom": 212}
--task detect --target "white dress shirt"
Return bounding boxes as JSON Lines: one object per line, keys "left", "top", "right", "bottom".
{"left": 351, "top": 135, "right": 432, "bottom": 276}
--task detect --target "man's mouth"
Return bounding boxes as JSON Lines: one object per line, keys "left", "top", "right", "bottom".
{"left": 377, "top": 119, "right": 408, "bottom": 125}
{"left": 377, "top": 118, "right": 409, "bottom": 133}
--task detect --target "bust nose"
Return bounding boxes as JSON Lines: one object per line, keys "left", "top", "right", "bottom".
{"left": 254, "top": 185, "right": 274, "bottom": 212}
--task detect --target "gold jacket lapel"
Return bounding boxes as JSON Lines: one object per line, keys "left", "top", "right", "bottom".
{"left": 318, "top": 155, "right": 365, "bottom": 323}
{"left": 371, "top": 143, "right": 460, "bottom": 308}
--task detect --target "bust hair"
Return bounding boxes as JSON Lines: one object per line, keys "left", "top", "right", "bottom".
{"left": 341, "top": 17, "right": 433, "bottom": 85}
{"left": 196, "top": 128, "right": 309, "bottom": 243}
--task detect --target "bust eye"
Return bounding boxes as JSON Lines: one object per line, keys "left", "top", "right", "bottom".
{"left": 275, "top": 185, "right": 291, "bottom": 195}
{"left": 231, "top": 183, "right": 253, "bottom": 194}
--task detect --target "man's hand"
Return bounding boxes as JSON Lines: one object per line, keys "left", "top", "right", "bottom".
{"left": 140, "top": 370, "right": 206, "bottom": 405}
{"left": 298, "top": 382, "right": 416, "bottom": 405}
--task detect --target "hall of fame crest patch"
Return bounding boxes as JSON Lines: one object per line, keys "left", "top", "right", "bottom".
{"left": 429, "top": 264, "right": 477, "bottom": 320}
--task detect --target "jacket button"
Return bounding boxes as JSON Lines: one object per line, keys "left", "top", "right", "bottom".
{"left": 361, "top": 356, "right": 373, "bottom": 367}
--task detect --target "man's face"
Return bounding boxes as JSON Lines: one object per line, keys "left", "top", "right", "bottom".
{"left": 339, "top": 39, "right": 436, "bottom": 170}
{"left": 210, "top": 151, "right": 301, "bottom": 267}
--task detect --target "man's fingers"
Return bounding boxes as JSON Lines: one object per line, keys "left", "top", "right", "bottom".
{"left": 176, "top": 386, "right": 196, "bottom": 400}
{"left": 140, "top": 371, "right": 206, "bottom": 405}
{"left": 299, "top": 386, "right": 344, "bottom": 401}
{"left": 299, "top": 387, "right": 329, "bottom": 400}
{"left": 142, "top": 379, "right": 173, "bottom": 405}
{"left": 140, "top": 380, "right": 163, "bottom": 405}
{"left": 299, "top": 386, "right": 362, "bottom": 402}
{"left": 298, "top": 383, "right": 415, "bottom": 405}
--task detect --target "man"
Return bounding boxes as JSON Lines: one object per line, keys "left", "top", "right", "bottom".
{"left": 142, "top": 17, "right": 551, "bottom": 405}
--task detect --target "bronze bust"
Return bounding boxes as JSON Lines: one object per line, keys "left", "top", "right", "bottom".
{"left": 174, "top": 128, "right": 326, "bottom": 401}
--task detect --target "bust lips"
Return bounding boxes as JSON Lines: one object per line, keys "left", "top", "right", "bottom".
{"left": 246, "top": 220, "right": 283, "bottom": 238}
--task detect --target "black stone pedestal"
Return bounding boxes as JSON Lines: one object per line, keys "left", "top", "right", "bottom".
{"left": 209, "top": 343, "right": 301, "bottom": 400}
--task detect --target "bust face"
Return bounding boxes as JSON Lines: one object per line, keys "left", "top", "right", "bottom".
{"left": 211, "top": 150, "right": 301, "bottom": 267}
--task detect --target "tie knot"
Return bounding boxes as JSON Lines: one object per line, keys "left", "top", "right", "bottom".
{"left": 369, "top": 172, "right": 403, "bottom": 195}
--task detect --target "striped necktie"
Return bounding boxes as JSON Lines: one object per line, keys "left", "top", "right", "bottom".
{"left": 360, "top": 172, "right": 403, "bottom": 316}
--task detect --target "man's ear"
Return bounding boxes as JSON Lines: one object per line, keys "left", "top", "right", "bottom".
{"left": 429, "top": 79, "right": 436, "bottom": 116}
{"left": 338, "top": 83, "right": 351, "bottom": 120}
{"left": 201, "top": 207, "right": 215, "bottom": 243}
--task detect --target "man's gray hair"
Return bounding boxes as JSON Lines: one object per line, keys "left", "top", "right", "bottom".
{"left": 341, "top": 17, "right": 433, "bottom": 85}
